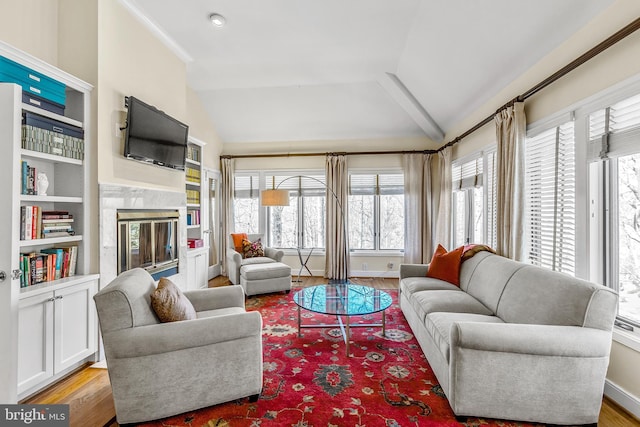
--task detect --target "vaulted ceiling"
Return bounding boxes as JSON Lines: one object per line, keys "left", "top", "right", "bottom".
{"left": 123, "top": 0, "right": 613, "bottom": 144}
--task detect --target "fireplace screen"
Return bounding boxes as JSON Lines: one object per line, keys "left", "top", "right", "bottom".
{"left": 117, "top": 210, "right": 179, "bottom": 278}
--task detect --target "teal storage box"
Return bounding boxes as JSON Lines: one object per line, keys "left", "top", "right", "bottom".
{"left": 0, "top": 56, "right": 66, "bottom": 106}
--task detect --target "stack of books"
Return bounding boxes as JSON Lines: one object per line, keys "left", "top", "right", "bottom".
{"left": 186, "top": 167, "right": 200, "bottom": 183}
{"left": 19, "top": 246, "right": 78, "bottom": 287}
{"left": 21, "top": 160, "right": 37, "bottom": 195}
{"left": 20, "top": 209, "right": 75, "bottom": 240}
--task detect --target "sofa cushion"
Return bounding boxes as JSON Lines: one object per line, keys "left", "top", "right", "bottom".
{"left": 197, "top": 306, "right": 246, "bottom": 319}
{"left": 400, "top": 277, "right": 461, "bottom": 297}
{"left": 241, "top": 262, "right": 291, "bottom": 281}
{"left": 425, "top": 312, "right": 504, "bottom": 362}
{"left": 410, "top": 290, "right": 494, "bottom": 323}
{"left": 462, "top": 253, "right": 525, "bottom": 313}
{"left": 497, "top": 265, "right": 616, "bottom": 328}
{"left": 427, "top": 244, "right": 464, "bottom": 286}
{"left": 241, "top": 256, "right": 276, "bottom": 268}
{"left": 150, "top": 278, "right": 198, "bottom": 322}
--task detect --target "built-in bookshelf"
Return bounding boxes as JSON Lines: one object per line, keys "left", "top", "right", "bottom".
{"left": 185, "top": 136, "right": 205, "bottom": 244}
{"left": 0, "top": 40, "right": 98, "bottom": 402}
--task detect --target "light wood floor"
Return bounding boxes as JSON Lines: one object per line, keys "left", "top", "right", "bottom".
{"left": 23, "top": 276, "right": 640, "bottom": 427}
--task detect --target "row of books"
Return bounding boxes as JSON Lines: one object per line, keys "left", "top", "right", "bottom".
{"left": 22, "top": 125, "right": 84, "bottom": 160}
{"left": 20, "top": 160, "right": 37, "bottom": 195}
{"left": 186, "top": 189, "right": 200, "bottom": 205}
{"left": 186, "top": 146, "right": 200, "bottom": 163}
{"left": 20, "top": 207, "right": 75, "bottom": 241}
{"left": 186, "top": 167, "right": 201, "bottom": 183}
{"left": 19, "top": 246, "right": 78, "bottom": 287}
{"left": 186, "top": 208, "right": 200, "bottom": 226}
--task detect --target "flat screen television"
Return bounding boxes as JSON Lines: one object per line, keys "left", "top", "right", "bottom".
{"left": 123, "top": 96, "right": 188, "bottom": 170}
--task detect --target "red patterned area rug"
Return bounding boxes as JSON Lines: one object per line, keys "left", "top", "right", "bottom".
{"left": 137, "top": 289, "right": 539, "bottom": 427}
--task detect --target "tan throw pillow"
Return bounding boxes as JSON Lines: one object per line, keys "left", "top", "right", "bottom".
{"left": 150, "top": 277, "right": 197, "bottom": 322}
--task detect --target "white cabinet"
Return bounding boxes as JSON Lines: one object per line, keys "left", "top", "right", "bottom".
{"left": 17, "top": 277, "right": 98, "bottom": 396}
{"left": 186, "top": 247, "right": 208, "bottom": 290}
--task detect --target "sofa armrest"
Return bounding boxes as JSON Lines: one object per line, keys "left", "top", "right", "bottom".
{"left": 104, "top": 311, "right": 262, "bottom": 359}
{"left": 183, "top": 285, "right": 245, "bottom": 311}
{"left": 399, "top": 263, "right": 430, "bottom": 280}
{"left": 450, "top": 322, "right": 612, "bottom": 357}
{"left": 265, "top": 247, "right": 284, "bottom": 262}
{"left": 226, "top": 249, "right": 243, "bottom": 284}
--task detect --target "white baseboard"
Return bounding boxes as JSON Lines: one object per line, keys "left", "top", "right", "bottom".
{"left": 604, "top": 379, "right": 640, "bottom": 420}
{"left": 290, "top": 269, "right": 399, "bottom": 279}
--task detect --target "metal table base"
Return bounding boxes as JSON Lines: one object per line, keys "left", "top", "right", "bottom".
{"left": 297, "top": 305, "right": 386, "bottom": 356}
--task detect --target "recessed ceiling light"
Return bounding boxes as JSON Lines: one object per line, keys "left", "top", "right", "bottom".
{"left": 209, "top": 13, "right": 226, "bottom": 27}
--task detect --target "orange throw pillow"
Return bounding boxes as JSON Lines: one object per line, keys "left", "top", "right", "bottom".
{"left": 427, "top": 244, "right": 464, "bottom": 286}
{"left": 231, "top": 233, "right": 248, "bottom": 252}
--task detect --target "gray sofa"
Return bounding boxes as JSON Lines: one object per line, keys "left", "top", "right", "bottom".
{"left": 93, "top": 268, "right": 263, "bottom": 424}
{"left": 399, "top": 251, "right": 617, "bottom": 425}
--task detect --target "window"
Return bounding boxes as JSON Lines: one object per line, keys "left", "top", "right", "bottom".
{"left": 348, "top": 173, "right": 404, "bottom": 251}
{"left": 266, "top": 174, "right": 325, "bottom": 249}
{"left": 233, "top": 174, "right": 259, "bottom": 233}
{"left": 451, "top": 151, "right": 496, "bottom": 248}
{"left": 589, "top": 92, "right": 640, "bottom": 328}
{"left": 525, "top": 121, "right": 576, "bottom": 274}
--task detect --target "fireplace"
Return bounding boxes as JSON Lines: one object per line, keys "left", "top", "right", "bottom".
{"left": 99, "top": 183, "right": 188, "bottom": 290}
{"left": 117, "top": 210, "right": 179, "bottom": 280}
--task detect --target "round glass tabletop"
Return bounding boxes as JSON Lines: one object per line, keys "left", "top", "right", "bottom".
{"left": 293, "top": 283, "right": 392, "bottom": 316}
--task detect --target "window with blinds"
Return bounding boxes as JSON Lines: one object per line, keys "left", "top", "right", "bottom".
{"left": 485, "top": 149, "right": 497, "bottom": 249}
{"left": 452, "top": 157, "right": 483, "bottom": 190}
{"left": 266, "top": 174, "right": 326, "bottom": 249}
{"left": 452, "top": 153, "right": 495, "bottom": 248}
{"left": 525, "top": 121, "right": 576, "bottom": 274}
{"left": 233, "top": 174, "right": 260, "bottom": 233}
{"left": 588, "top": 91, "right": 640, "bottom": 328}
{"left": 348, "top": 173, "right": 404, "bottom": 251}
{"left": 588, "top": 92, "right": 640, "bottom": 160}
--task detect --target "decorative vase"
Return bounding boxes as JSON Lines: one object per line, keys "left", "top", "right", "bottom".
{"left": 36, "top": 172, "right": 49, "bottom": 196}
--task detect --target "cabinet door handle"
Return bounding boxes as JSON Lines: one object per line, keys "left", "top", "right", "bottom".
{"left": 46, "top": 297, "right": 55, "bottom": 302}
{"left": 55, "top": 295, "right": 63, "bottom": 300}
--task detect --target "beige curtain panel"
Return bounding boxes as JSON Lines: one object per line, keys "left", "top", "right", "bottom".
{"left": 495, "top": 102, "right": 526, "bottom": 260}
{"left": 220, "top": 157, "right": 235, "bottom": 276}
{"left": 435, "top": 146, "right": 452, "bottom": 250}
{"left": 402, "top": 152, "right": 434, "bottom": 264}
{"left": 325, "top": 154, "right": 350, "bottom": 280}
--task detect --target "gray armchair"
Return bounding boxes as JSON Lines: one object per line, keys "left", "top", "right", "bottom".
{"left": 93, "top": 268, "right": 263, "bottom": 424}
{"left": 227, "top": 233, "right": 284, "bottom": 285}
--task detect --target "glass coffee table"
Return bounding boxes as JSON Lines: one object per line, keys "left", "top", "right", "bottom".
{"left": 293, "top": 282, "right": 392, "bottom": 356}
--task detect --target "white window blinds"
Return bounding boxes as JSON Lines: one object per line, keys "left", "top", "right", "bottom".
{"left": 349, "top": 173, "right": 404, "bottom": 195}
{"left": 485, "top": 148, "right": 497, "bottom": 249}
{"left": 267, "top": 175, "right": 326, "bottom": 197}
{"left": 588, "top": 92, "right": 640, "bottom": 160}
{"left": 234, "top": 174, "right": 259, "bottom": 198}
{"left": 452, "top": 157, "right": 483, "bottom": 190}
{"left": 525, "top": 121, "right": 576, "bottom": 274}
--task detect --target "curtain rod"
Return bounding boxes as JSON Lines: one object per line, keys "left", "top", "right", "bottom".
{"left": 221, "top": 16, "right": 640, "bottom": 161}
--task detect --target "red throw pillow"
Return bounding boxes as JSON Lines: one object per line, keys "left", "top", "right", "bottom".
{"left": 231, "top": 233, "right": 248, "bottom": 252}
{"left": 427, "top": 244, "right": 464, "bottom": 286}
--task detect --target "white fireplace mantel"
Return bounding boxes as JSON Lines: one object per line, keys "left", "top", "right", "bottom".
{"left": 99, "top": 183, "right": 188, "bottom": 289}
